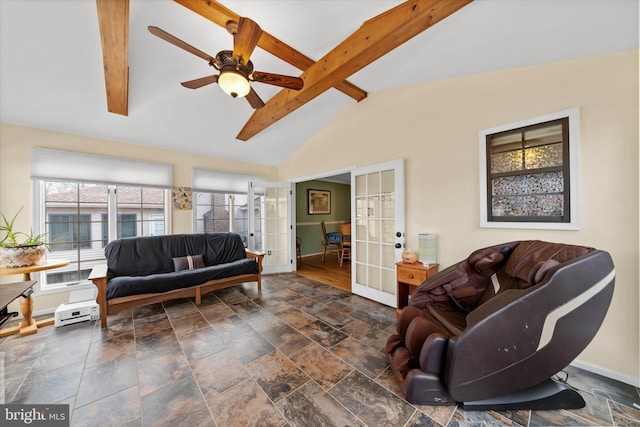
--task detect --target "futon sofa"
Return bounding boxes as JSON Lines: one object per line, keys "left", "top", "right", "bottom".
{"left": 386, "top": 240, "right": 615, "bottom": 410}
{"left": 89, "top": 233, "right": 264, "bottom": 328}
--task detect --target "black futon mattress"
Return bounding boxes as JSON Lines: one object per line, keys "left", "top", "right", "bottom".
{"left": 104, "top": 233, "right": 258, "bottom": 300}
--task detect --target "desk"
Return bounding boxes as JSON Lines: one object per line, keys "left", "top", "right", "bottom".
{"left": 0, "top": 281, "right": 36, "bottom": 329}
{"left": 0, "top": 259, "right": 70, "bottom": 337}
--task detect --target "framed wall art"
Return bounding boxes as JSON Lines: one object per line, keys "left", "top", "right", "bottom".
{"left": 172, "top": 186, "right": 192, "bottom": 210}
{"left": 308, "top": 189, "right": 330, "bottom": 215}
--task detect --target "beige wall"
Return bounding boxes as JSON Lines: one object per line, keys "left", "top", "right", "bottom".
{"left": 0, "top": 125, "right": 277, "bottom": 312}
{"left": 279, "top": 50, "right": 639, "bottom": 383}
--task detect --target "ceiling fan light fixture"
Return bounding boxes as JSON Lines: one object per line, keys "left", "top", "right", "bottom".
{"left": 218, "top": 69, "right": 251, "bottom": 98}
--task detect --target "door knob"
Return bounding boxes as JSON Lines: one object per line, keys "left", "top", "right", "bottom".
{"left": 395, "top": 243, "right": 401, "bottom": 248}
{"left": 396, "top": 232, "right": 402, "bottom": 237}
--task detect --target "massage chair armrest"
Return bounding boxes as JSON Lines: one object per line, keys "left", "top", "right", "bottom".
{"left": 465, "top": 288, "right": 524, "bottom": 327}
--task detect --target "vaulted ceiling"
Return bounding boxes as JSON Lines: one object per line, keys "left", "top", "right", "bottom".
{"left": 0, "top": 0, "right": 637, "bottom": 166}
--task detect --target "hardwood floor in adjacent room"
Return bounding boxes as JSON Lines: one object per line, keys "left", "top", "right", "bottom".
{"left": 295, "top": 252, "right": 351, "bottom": 292}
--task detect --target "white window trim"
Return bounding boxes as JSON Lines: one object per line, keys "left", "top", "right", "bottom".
{"left": 478, "top": 107, "right": 581, "bottom": 230}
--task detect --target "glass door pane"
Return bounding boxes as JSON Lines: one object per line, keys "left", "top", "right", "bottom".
{"left": 249, "top": 182, "right": 292, "bottom": 274}
{"left": 351, "top": 159, "right": 405, "bottom": 307}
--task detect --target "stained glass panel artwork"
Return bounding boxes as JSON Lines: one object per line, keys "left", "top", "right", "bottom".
{"left": 492, "top": 172, "right": 564, "bottom": 196}
{"left": 492, "top": 171, "right": 564, "bottom": 217}
{"left": 492, "top": 194, "right": 564, "bottom": 217}
{"left": 524, "top": 144, "right": 563, "bottom": 169}
{"left": 491, "top": 150, "right": 522, "bottom": 173}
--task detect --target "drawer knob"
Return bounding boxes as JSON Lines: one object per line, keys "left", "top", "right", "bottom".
{"left": 408, "top": 274, "right": 414, "bottom": 279}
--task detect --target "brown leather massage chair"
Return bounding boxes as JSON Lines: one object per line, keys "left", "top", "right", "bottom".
{"left": 386, "top": 240, "right": 615, "bottom": 410}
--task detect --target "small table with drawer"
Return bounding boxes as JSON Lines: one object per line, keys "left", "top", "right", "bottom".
{"left": 396, "top": 261, "right": 439, "bottom": 318}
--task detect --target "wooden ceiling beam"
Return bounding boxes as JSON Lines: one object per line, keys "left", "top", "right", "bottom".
{"left": 172, "top": 0, "right": 367, "bottom": 102}
{"left": 96, "top": 0, "right": 129, "bottom": 116}
{"left": 237, "top": 0, "right": 473, "bottom": 141}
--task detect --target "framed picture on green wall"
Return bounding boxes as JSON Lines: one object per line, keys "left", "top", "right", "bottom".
{"left": 308, "top": 189, "right": 331, "bottom": 215}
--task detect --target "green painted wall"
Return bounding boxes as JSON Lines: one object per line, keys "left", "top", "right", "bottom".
{"left": 295, "top": 180, "right": 350, "bottom": 256}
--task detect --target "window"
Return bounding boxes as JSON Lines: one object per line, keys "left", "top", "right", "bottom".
{"left": 37, "top": 180, "right": 168, "bottom": 290}
{"left": 149, "top": 214, "right": 165, "bottom": 236}
{"left": 194, "top": 192, "right": 252, "bottom": 246}
{"left": 49, "top": 214, "right": 92, "bottom": 251}
{"left": 101, "top": 214, "right": 137, "bottom": 247}
{"left": 479, "top": 108, "right": 580, "bottom": 230}
{"left": 191, "top": 168, "right": 266, "bottom": 251}
{"left": 115, "top": 186, "right": 166, "bottom": 238}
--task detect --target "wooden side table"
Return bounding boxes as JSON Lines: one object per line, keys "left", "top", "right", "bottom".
{"left": 0, "top": 259, "right": 70, "bottom": 337}
{"left": 396, "top": 261, "right": 439, "bottom": 318}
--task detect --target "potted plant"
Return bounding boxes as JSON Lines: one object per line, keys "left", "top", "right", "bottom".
{"left": 0, "top": 206, "right": 48, "bottom": 268}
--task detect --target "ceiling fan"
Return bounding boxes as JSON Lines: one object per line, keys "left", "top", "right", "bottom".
{"left": 148, "top": 17, "right": 304, "bottom": 109}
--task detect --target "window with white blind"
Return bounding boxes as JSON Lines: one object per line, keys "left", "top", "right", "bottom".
{"left": 30, "top": 149, "right": 172, "bottom": 291}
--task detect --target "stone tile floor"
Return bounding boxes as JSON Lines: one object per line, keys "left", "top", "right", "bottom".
{"left": 1, "top": 273, "right": 638, "bottom": 426}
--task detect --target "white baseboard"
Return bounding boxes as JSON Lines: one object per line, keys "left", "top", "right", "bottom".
{"left": 304, "top": 251, "right": 337, "bottom": 256}
{"left": 9, "top": 307, "right": 55, "bottom": 320}
{"left": 33, "top": 307, "right": 56, "bottom": 317}
{"left": 571, "top": 359, "right": 640, "bottom": 387}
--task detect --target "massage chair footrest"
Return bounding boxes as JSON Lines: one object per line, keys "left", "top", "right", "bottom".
{"left": 405, "top": 369, "right": 456, "bottom": 406}
{"left": 460, "top": 378, "right": 586, "bottom": 411}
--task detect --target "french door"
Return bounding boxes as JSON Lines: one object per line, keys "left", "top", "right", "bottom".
{"left": 351, "top": 159, "right": 405, "bottom": 307}
{"left": 248, "top": 181, "right": 293, "bottom": 274}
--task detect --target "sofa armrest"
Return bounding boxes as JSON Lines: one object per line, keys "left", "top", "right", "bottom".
{"left": 246, "top": 250, "right": 265, "bottom": 272}
{"left": 89, "top": 264, "right": 109, "bottom": 328}
{"left": 246, "top": 250, "right": 265, "bottom": 290}
{"left": 89, "top": 264, "right": 108, "bottom": 281}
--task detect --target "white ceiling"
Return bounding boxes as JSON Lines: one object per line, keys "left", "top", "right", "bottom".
{"left": 0, "top": 0, "right": 637, "bottom": 167}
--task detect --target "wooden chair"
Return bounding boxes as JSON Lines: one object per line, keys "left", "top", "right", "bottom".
{"left": 338, "top": 222, "right": 352, "bottom": 267}
{"left": 320, "top": 221, "right": 340, "bottom": 262}
{"left": 296, "top": 237, "right": 302, "bottom": 267}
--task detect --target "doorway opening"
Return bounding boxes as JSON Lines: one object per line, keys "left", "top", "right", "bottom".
{"left": 293, "top": 171, "right": 352, "bottom": 292}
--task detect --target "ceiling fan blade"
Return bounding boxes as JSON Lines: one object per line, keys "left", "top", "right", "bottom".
{"left": 251, "top": 71, "right": 303, "bottom": 90}
{"left": 245, "top": 87, "right": 265, "bottom": 109}
{"left": 148, "top": 26, "right": 217, "bottom": 64}
{"left": 181, "top": 75, "right": 219, "bottom": 89}
{"left": 233, "top": 17, "right": 262, "bottom": 65}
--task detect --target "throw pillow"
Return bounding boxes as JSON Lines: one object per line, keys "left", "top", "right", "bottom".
{"left": 173, "top": 254, "right": 205, "bottom": 271}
